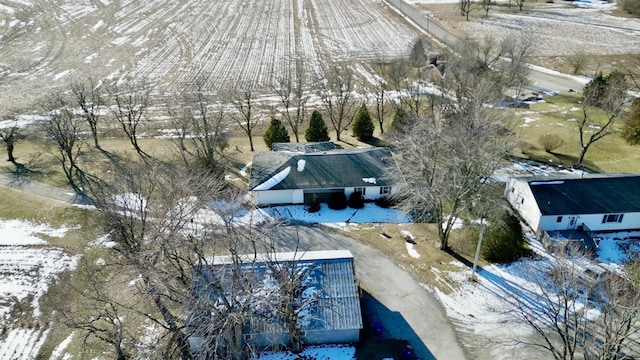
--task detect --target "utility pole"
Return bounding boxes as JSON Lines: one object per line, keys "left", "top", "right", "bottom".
{"left": 471, "top": 216, "right": 485, "bottom": 281}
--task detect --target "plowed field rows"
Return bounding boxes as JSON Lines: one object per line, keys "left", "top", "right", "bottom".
{"left": 0, "top": 0, "right": 419, "bottom": 113}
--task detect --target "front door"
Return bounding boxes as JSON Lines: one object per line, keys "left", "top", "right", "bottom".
{"left": 567, "top": 216, "right": 577, "bottom": 230}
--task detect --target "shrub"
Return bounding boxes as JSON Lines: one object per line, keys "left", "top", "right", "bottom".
{"left": 328, "top": 192, "right": 347, "bottom": 210}
{"left": 263, "top": 118, "right": 290, "bottom": 149}
{"left": 622, "top": 98, "right": 640, "bottom": 145}
{"left": 305, "top": 110, "right": 330, "bottom": 142}
{"left": 375, "top": 196, "right": 394, "bottom": 208}
{"left": 348, "top": 191, "right": 364, "bottom": 209}
{"left": 308, "top": 194, "right": 321, "bottom": 213}
{"left": 352, "top": 103, "right": 374, "bottom": 141}
{"left": 481, "top": 211, "right": 532, "bottom": 263}
{"left": 538, "top": 134, "right": 564, "bottom": 153}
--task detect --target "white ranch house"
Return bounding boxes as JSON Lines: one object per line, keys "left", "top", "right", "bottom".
{"left": 248, "top": 144, "right": 400, "bottom": 206}
{"left": 505, "top": 174, "right": 640, "bottom": 235}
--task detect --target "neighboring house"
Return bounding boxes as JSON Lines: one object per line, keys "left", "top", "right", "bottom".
{"left": 248, "top": 144, "right": 399, "bottom": 206}
{"left": 188, "top": 250, "right": 362, "bottom": 353}
{"left": 505, "top": 173, "right": 640, "bottom": 235}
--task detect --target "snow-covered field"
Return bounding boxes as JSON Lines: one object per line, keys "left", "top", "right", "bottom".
{"left": 0, "top": 219, "right": 78, "bottom": 360}
{"left": 432, "top": 0, "right": 640, "bottom": 57}
{"left": 0, "top": 0, "right": 419, "bottom": 113}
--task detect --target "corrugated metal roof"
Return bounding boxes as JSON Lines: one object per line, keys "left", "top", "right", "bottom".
{"left": 249, "top": 147, "right": 397, "bottom": 190}
{"left": 192, "top": 251, "right": 362, "bottom": 337}
{"left": 524, "top": 174, "right": 640, "bottom": 215}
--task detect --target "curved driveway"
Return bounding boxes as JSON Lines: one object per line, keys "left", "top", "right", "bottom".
{"left": 275, "top": 225, "right": 468, "bottom": 360}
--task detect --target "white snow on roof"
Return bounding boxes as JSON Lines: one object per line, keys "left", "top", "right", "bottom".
{"left": 214, "top": 250, "right": 354, "bottom": 265}
{"left": 297, "top": 159, "right": 306, "bottom": 172}
{"left": 253, "top": 166, "right": 291, "bottom": 191}
{"left": 362, "top": 177, "right": 377, "bottom": 185}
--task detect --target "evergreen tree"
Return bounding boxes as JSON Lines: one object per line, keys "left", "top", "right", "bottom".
{"left": 409, "top": 38, "right": 428, "bottom": 68}
{"left": 263, "top": 117, "right": 290, "bottom": 149}
{"left": 622, "top": 98, "right": 640, "bottom": 145}
{"left": 352, "top": 103, "right": 374, "bottom": 141}
{"left": 305, "top": 110, "right": 330, "bottom": 142}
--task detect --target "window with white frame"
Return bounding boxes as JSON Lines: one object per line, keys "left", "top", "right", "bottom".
{"left": 602, "top": 214, "right": 624, "bottom": 223}
{"left": 380, "top": 186, "right": 390, "bottom": 195}
{"left": 354, "top": 187, "right": 366, "bottom": 195}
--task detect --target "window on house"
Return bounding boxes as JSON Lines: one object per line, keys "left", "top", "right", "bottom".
{"left": 556, "top": 216, "right": 563, "bottom": 223}
{"left": 602, "top": 214, "right": 623, "bottom": 223}
{"left": 380, "top": 186, "right": 390, "bottom": 195}
{"left": 355, "top": 187, "right": 365, "bottom": 195}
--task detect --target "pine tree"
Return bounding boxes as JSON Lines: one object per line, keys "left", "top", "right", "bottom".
{"left": 352, "top": 103, "right": 375, "bottom": 141}
{"left": 305, "top": 110, "right": 330, "bottom": 142}
{"left": 622, "top": 98, "right": 640, "bottom": 145}
{"left": 263, "top": 118, "right": 290, "bottom": 149}
{"left": 409, "top": 38, "right": 427, "bottom": 68}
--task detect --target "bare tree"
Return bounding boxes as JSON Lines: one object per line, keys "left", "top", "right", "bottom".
{"left": 110, "top": 83, "right": 151, "bottom": 159}
{"left": 390, "top": 36, "right": 527, "bottom": 250}
{"left": 575, "top": 71, "right": 629, "bottom": 168}
{"left": 230, "top": 82, "right": 258, "bottom": 151}
{"left": 167, "top": 81, "right": 229, "bottom": 172}
{"left": 0, "top": 120, "right": 23, "bottom": 163}
{"left": 52, "top": 256, "right": 138, "bottom": 360}
{"left": 481, "top": 0, "right": 494, "bottom": 16}
{"left": 372, "top": 74, "right": 388, "bottom": 134}
{"left": 513, "top": 245, "right": 640, "bottom": 360}
{"left": 568, "top": 52, "right": 588, "bottom": 75}
{"left": 460, "top": 0, "right": 473, "bottom": 20}
{"left": 71, "top": 79, "right": 104, "bottom": 149}
{"left": 274, "top": 57, "right": 309, "bottom": 143}
{"left": 317, "top": 63, "right": 358, "bottom": 142}
{"left": 41, "top": 94, "right": 87, "bottom": 194}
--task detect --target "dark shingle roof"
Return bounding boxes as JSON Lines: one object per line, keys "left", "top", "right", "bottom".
{"left": 249, "top": 147, "right": 397, "bottom": 190}
{"left": 271, "top": 142, "right": 336, "bottom": 153}
{"left": 527, "top": 174, "right": 640, "bottom": 215}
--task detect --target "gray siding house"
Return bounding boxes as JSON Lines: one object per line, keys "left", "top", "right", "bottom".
{"left": 249, "top": 144, "right": 400, "bottom": 206}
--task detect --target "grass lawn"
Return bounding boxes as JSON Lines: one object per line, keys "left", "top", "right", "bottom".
{"left": 512, "top": 92, "right": 640, "bottom": 173}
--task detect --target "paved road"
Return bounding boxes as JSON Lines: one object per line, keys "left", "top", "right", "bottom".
{"left": 385, "top": 0, "right": 586, "bottom": 93}
{"left": 0, "top": 171, "right": 79, "bottom": 204}
{"left": 275, "top": 225, "right": 468, "bottom": 360}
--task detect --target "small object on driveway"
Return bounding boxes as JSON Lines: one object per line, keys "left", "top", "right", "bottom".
{"left": 373, "top": 321, "right": 383, "bottom": 336}
{"left": 402, "top": 344, "right": 414, "bottom": 359}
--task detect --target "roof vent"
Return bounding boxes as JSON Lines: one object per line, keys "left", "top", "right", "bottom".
{"left": 297, "top": 159, "right": 306, "bottom": 172}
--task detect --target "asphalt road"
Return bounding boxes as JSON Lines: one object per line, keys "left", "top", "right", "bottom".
{"left": 385, "top": 0, "right": 586, "bottom": 93}
{"left": 275, "top": 225, "right": 468, "bottom": 360}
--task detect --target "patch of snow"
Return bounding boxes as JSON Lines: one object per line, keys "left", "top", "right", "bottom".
{"left": 253, "top": 345, "right": 355, "bottom": 360}
{"left": 362, "top": 177, "right": 377, "bottom": 185}
{"left": 49, "top": 331, "right": 74, "bottom": 360}
{"left": 91, "top": 20, "right": 104, "bottom": 32}
{"left": 240, "top": 162, "right": 252, "bottom": 177}
{"left": 0, "top": 219, "right": 71, "bottom": 245}
{"left": 297, "top": 159, "right": 306, "bottom": 172}
{"left": 406, "top": 242, "right": 421, "bottom": 258}
{"left": 0, "top": 328, "right": 50, "bottom": 360}
{"left": 443, "top": 216, "right": 463, "bottom": 230}
{"left": 253, "top": 166, "right": 291, "bottom": 191}
{"left": 266, "top": 203, "right": 411, "bottom": 224}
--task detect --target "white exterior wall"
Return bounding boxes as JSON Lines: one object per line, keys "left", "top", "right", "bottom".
{"left": 540, "top": 212, "right": 640, "bottom": 232}
{"left": 505, "top": 178, "right": 542, "bottom": 230}
{"left": 254, "top": 190, "right": 293, "bottom": 205}
{"left": 344, "top": 186, "right": 393, "bottom": 200}
{"left": 253, "top": 189, "right": 304, "bottom": 206}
